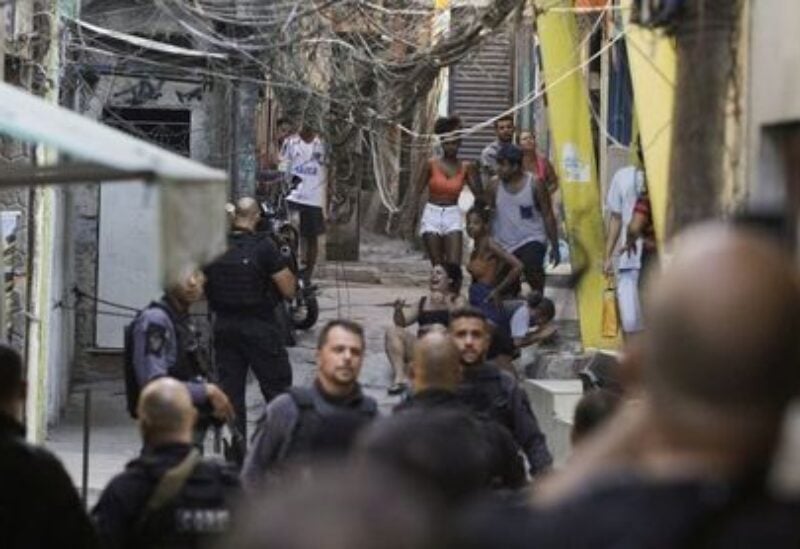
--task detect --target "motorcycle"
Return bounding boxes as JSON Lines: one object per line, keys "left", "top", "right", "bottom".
{"left": 257, "top": 172, "right": 320, "bottom": 341}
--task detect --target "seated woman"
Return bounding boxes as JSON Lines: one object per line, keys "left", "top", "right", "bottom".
{"left": 384, "top": 263, "right": 465, "bottom": 395}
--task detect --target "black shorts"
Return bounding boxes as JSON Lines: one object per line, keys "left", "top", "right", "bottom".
{"left": 513, "top": 240, "right": 547, "bottom": 273}
{"left": 289, "top": 202, "right": 326, "bottom": 237}
{"left": 497, "top": 240, "right": 547, "bottom": 297}
{"left": 487, "top": 325, "right": 518, "bottom": 360}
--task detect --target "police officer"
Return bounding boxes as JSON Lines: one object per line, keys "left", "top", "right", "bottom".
{"left": 204, "top": 197, "right": 297, "bottom": 443}
{"left": 241, "top": 320, "right": 378, "bottom": 490}
{"left": 130, "top": 268, "right": 233, "bottom": 442}
{"left": 93, "top": 378, "right": 240, "bottom": 549}
{"left": 449, "top": 307, "right": 553, "bottom": 477}
{"left": 387, "top": 329, "right": 526, "bottom": 492}
{"left": 0, "top": 344, "right": 98, "bottom": 549}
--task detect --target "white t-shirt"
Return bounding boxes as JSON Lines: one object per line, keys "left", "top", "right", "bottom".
{"left": 283, "top": 135, "right": 327, "bottom": 208}
{"left": 606, "top": 165, "right": 643, "bottom": 271}
{"left": 507, "top": 301, "right": 531, "bottom": 339}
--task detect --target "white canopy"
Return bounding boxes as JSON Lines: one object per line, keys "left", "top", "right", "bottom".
{"left": 0, "top": 81, "right": 225, "bottom": 184}
{"left": 0, "top": 81, "right": 228, "bottom": 281}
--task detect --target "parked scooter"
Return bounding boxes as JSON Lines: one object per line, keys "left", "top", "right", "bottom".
{"left": 257, "top": 172, "right": 319, "bottom": 341}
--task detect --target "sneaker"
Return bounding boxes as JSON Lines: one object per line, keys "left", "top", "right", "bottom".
{"left": 387, "top": 382, "right": 407, "bottom": 396}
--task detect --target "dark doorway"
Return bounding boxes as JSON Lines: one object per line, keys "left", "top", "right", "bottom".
{"left": 102, "top": 107, "right": 191, "bottom": 157}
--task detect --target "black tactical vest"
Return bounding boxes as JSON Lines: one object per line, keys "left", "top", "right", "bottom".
{"left": 458, "top": 366, "right": 516, "bottom": 432}
{"left": 204, "top": 232, "right": 274, "bottom": 313}
{"left": 170, "top": 310, "right": 208, "bottom": 383}
{"left": 132, "top": 456, "right": 238, "bottom": 549}
{"left": 123, "top": 301, "right": 207, "bottom": 419}
{"left": 281, "top": 386, "right": 378, "bottom": 463}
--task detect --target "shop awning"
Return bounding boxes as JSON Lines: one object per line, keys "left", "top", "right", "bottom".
{"left": 0, "top": 81, "right": 227, "bottom": 281}
{"left": 0, "top": 81, "right": 225, "bottom": 184}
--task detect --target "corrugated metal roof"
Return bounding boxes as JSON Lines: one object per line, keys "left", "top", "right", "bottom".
{"left": 449, "top": 30, "right": 512, "bottom": 161}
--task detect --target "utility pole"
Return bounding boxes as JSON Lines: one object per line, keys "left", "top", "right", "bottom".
{"left": 230, "top": 70, "right": 259, "bottom": 199}
{"left": 667, "top": 0, "right": 742, "bottom": 236}
{"left": 219, "top": 2, "right": 260, "bottom": 200}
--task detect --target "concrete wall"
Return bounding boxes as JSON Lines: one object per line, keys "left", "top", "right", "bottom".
{"left": 71, "top": 69, "right": 214, "bottom": 352}
{"left": 747, "top": 0, "right": 800, "bottom": 208}
{"left": 524, "top": 379, "right": 583, "bottom": 467}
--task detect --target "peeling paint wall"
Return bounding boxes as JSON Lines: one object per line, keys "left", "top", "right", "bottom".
{"left": 69, "top": 0, "right": 220, "bottom": 364}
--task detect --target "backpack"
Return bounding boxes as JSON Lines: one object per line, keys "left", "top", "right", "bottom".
{"left": 204, "top": 233, "right": 273, "bottom": 312}
{"left": 134, "top": 450, "right": 238, "bottom": 549}
{"left": 123, "top": 302, "right": 172, "bottom": 419}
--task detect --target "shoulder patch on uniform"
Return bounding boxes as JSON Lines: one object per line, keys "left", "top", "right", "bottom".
{"left": 145, "top": 323, "right": 168, "bottom": 357}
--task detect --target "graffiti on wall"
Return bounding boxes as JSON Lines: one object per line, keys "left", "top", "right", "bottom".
{"left": 176, "top": 86, "right": 203, "bottom": 104}
{"left": 113, "top": 78, "right": 165, "bottom": 106}
{"left": 1, "top": 211, "right": 25, "bottom": 349}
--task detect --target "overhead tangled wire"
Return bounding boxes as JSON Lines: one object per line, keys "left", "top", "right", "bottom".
{"left": 68, "top": 0, "right": 620, "bottom": 223}
{"left": 144, "top": 0, "right": 526, "bottom": 139}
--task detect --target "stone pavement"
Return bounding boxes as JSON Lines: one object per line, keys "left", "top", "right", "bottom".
{"left": 46, "top": 233, "right": 586, "bottom": 506}
{"left": 46, "top": 280, "right": 418, "bottom": 506}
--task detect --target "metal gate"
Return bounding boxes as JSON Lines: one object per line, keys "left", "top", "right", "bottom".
{"left": 449, "top": 27, "right": 513, "bottom": 161}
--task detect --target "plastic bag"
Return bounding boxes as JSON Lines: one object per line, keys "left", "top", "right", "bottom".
{"left": 602, "top": 277, "right": 620, "bottom": 338}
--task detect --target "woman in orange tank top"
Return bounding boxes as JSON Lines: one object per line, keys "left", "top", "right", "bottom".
{"left": 416, "top": 116, "right": 480, "bottom": 266}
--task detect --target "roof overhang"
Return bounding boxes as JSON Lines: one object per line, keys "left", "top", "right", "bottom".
{"left": 0, "top": 81, "right": 228, "bottom": 282}
{"left": 0, "top": 81, "right": 226, "bottom": 184}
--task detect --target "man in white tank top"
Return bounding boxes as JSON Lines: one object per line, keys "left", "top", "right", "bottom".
{"left": 486, "top": 144, "right": 560, "bottom": 295}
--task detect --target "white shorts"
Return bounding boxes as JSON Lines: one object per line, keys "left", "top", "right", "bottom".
{"left": 616, "top": 269, "right": 644, "bottom": 334}
{"left": 419, "top": 203, "right": 463, "bottom": 236}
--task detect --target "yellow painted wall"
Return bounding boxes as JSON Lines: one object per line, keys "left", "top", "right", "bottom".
{"left": 536, "top": 1, "right": 619, "bottom": 350}
{"left": 622, "top": 0, "right": 676, "bottom": 247}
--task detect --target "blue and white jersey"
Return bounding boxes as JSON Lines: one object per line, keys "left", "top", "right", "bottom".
{"left": 282, "top": 135, "right": 327, "bottom": 208}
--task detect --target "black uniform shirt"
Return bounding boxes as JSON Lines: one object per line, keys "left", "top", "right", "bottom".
{"left": 458, "top": 362, "right": 553, "bottom": 476}
{"left": 0, "top": 413, "right": 98, "bottom": 549}
{"left": 92, "top": 442, "right": 240, "bottom": 549}
{"left": 213, "top": 231, "right": 288, "bottom": 323}
{"left": 394, "top": 388, "right": 527, "bottom": 490}
{"left": 456, "top": 472, "right": 800, "bottom": 549}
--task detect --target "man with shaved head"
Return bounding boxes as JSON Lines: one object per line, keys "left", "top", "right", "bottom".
{"left": 369, "top": 329, "right": 526, "bottom": 493}
{"left": 394, "top": 327, "right": 463, "bottom": 411}
{"left": 93, "top": 378, "right": 240, "bottom": 549}
{"left": 456, "top": 224, "right": 800, "bottom": 548}
{"left": 205, "top": 196, "right": 297, "bottom": 444}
